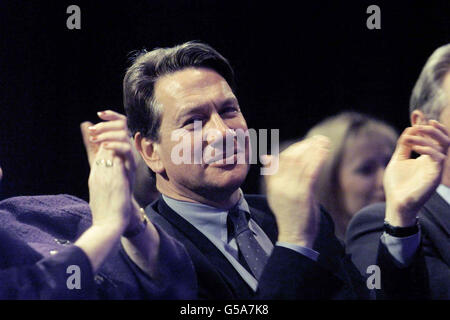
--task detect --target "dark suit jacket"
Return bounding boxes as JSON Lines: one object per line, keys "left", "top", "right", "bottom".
{"left": 0, "top": 194, "right": 197, "bottom": 299}
{"left": 346, "top": 192, "right": 450, "bottom": 299}
{"left": 146, "top": 194, "right": 370, "bottom": 299}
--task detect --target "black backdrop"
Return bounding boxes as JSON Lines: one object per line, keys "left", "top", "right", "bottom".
{"left": 0, "top": 0, "right": 449, "bottom": 201}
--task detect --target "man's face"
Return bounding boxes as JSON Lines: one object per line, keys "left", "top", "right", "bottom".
{"left": 153, "top": 67, "right": 250, "bottom": 199}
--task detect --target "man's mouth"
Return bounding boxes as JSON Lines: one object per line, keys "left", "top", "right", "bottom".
{"left": 203, "top": 146, "right": 246, "bottom": 166}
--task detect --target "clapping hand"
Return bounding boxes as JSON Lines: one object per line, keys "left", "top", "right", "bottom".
{"left": 384, "top": 120, "right": 450, "bottom": 226}
{"left": 264, "top": 135, "right": 330, "bottom": 248}
{"left": 81, "top": 110, "right": 161, "bottom": 276}
{"left": 81, "top": 110, "right": 139, "bottom": 233}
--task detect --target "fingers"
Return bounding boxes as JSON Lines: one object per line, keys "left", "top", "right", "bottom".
{"left": 89, "top": 145, "right": 135, "bottom": 200}
{"left": 393, "top": 121, "right": 450, "bottom": 162}
{"left": 402, "top": 133, "right": 446, "bottom": 153}
{"left": 279, "top": 135, "right": 329, "bottom": 161}
{"left": 260, "top": 154, "right": 274, "bottom": 166}
{"left": 89, "top": 145, "right": 116, "bottom": 173}
{"left": 411, "top": 145, "right": 446, "bottom": 163}
{"left": 282, "top": 135, "right": 329, "bottom": 162}
{"left": 104, "top": 141, "right": 137, "bottom": 172}
{"left": 80, "top": 121, "right": 98, "bottom": 167}
{"left": 88, "top": 110, "right": 130, "bottom": 144}
{"left": 303, "top": 136, "right": 330, "bottom": 183}
{"left": 392, "top": 127, "right": 415, "bottom": 161}
{"left": 90, "top": 145, "right": 128, "bottom": 178}
{"left": 93, "top": 111, "right": 136, "bottom": 171}
{"left": 414, "top": 121, "right": 450, "bottom": 152}
{"left": 429, "top": 119, "right": 449, "bottom": 137}
{"left": 83, "top": 109, "right": 136, "bottom": 173}
{"left": 90, "top": 130, "right": 130, "bottom": 144}
{"left": 276, "top": 135, "right": 330, "bottom": 181}
{"left": 88, "top": 119, "right": 128, "bottom": 135}
{"left": 260, "top": 154, "right": 279, "bottom": 176}
{"left": 97, "top": 110, "right": 127, "bottom": 121}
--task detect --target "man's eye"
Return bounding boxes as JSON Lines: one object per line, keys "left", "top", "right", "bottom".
{"left": 183, "top": 117, "right": 204, "bottom": 127}
{"left": 220, "top": 106, "right": 238, "bottom": 115}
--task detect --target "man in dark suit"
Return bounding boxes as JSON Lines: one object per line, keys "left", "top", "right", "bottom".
{"left": 346, "top": 43, "right": 450, "bottom": 299}
{"left": 115, "top": 41, "right": 448, "bottom": 299}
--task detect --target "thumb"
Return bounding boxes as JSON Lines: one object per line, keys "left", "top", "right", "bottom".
{"left": 260, "top": 154, "right": 279, "bottom": 176}
{"left": 80, "top": 121, "right": 98, "bottom": 167}
{"left": 260, "top": 154, "right": 274, "bottom": 166}
{"left": 391, "top": 129, "right": 413, "bottom": 161}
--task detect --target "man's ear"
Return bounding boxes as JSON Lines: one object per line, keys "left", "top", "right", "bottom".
{"left": 410, "top": 110, "right": 428, "bottom": 126}
{"left": 134, "top": 132, "right": 165, "bottom": 174}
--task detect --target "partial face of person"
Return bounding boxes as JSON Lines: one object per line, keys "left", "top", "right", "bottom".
{"left": 153, "top": 67, "right": 250, "bottom": 198}
{"left": 438, "top": 71, "right": 450, "bottom": 133}
{"left": 338, "top": 134, "right": 393, "bottom": 216}
{"left": 435, "top": 71, "right": 450, "bottom": 180}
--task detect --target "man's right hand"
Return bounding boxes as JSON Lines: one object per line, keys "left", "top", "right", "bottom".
{"left": 264, "top": 136, "right": 330, "bottom": 249}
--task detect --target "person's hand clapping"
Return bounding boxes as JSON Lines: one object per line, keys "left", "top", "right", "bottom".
{"left": 80, "top": 110, "right": 160, "bottom": 277}
{"left": 384, "top": 120, "right": 450, "bottom": 227}
{"left": 264, "top": 135, "right": 330, "bottom": 248}
{"left": 87, "top": 144, "right": 135, "bottom": 232}
{"left": 81, "top": 110, "right": 139, "bottom": 233}
{"left": 75, "top": 110, "right": 140, "bottom": 273}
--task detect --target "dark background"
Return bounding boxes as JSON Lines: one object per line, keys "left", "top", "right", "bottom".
{"left": 0, "top": 0, "right": 449, "bottom": 201}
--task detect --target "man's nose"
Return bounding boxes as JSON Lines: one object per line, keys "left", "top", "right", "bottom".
{"left": 204, "top": 114, "right": 234, "bottom": 144}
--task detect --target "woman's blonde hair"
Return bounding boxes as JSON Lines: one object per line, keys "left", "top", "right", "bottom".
{"left": 305, "top": 111, "right": 398, "bottom": 219}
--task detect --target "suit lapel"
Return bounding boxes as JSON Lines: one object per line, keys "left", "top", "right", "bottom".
{"left": 154, "top": 197, "right": 254, "bottom": 296}
{"left": 421, "top": 192, "right": 450, "bottom": 266}
{"left": 423, "top": 192, "right": 450, "bottom": 236}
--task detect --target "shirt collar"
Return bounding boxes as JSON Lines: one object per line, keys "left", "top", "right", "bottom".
{"left": 436, "top": 184, "right": 450, "bottom": 205}
{"left": 161, "top": 189, "right": 250, "bottom": 243}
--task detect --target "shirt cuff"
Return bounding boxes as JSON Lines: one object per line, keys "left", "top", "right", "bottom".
{"left": 380, "top": 230, "right": 421, "bottom": 268}
{"left": 275, "top": 242, "right": 320, "bottom": 262}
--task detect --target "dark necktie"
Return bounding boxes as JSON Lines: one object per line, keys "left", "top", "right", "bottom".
{"left": 228, "top": 207, "right": 269, "bottom": 280}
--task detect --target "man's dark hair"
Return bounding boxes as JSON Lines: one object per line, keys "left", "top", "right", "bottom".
{"left": 123, "top": 41, "right": 236, "bottom": 141}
